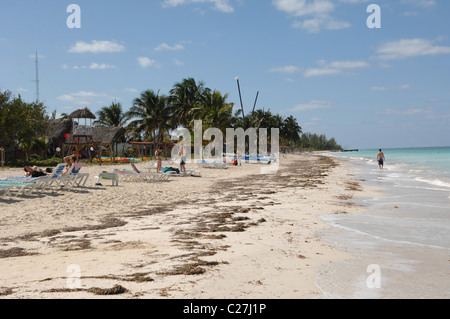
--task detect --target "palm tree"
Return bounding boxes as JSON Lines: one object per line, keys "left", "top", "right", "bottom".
{"left": 127, "top": 90, "right": 175, "bottom": 145}
{"left": 169, "top": 77, "right": 207, "bottom": 129}
{"left": 18, "top": 136, "right": 49, "bottom": 161}
{"left": 192, "top": 90, "right": 234, "bottom": 133}
{"left": 94, "top": 102, "right": 130, "bottom": 128}
{"left": 281, "top": 115, "right": 302, "bottom": 146}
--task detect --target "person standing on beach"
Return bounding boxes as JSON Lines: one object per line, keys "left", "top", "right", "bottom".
{"left": 179, "top": 144, "right": 186, "bottom": 175}
{"left": 155, "top": 146, "right": 163, "bottom": 173}
{"left": 377, "top": 149, "right": 385, "bottom": 170}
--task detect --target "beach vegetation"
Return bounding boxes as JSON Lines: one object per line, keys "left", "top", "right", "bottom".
{"left": 298, "top": 132, "right": 342, "bottom": 151}
{"left": 127, "top": 90, "right": 175, "bottom": 146}
{"left": 94, "top": 102, "right": 130, "bottom": 128}
{"left": 0, "top": 90, "right": 50, "bottom": 163}
{"left": 1, "top": 77, "right": 342, "bottom": 166}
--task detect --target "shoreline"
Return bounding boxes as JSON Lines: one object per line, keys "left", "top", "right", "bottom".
{"left": 0, "top": 154, "right": 366, "bottom": 299}
{"left": 315, "top": 156, "right": 450, "bottom": 299}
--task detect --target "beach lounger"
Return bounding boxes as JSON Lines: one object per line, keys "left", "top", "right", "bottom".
{"left": 95, "top": 172, "right": 119, "bottom": 186}
{"left": 0, "top": 180, "right": 39, "bottom": 197}
{"left": 240, "top": 155, "right": 273, "bottom": 164}
{"left": 196, "top": 160, "right": 227, "bottom": 169}
{"left": 113, "top": 169, "right": 160, "bottom": 182}
{"left": 67, "top": 163, "right": 90, "bottom": 187}
{"left": 131, "top": 163, "right": 179, "bottom": 179}
{"left": 0, "top": 185, "right": 13, "bottom": 198}
{"left": 150, "top": 164, "right": 201, "bottom": 177}
{"left": 44, "top": 163, "right": 72, "bottom": 190}
{"left": 56, "top": 163, "right": 90, "bottom": 188}
{"left": 123, "top": 169, "right": 170, "bottom": 182}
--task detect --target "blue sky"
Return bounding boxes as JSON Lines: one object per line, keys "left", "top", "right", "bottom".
{"left": 1, "top": 0, "right": 449, "bottom": 149}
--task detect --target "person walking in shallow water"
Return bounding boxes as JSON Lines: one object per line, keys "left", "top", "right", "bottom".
{"left": 377, "top": 149, "right": 385, "bottom": 170}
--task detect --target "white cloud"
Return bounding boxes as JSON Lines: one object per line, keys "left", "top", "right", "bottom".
{"left": 375, "top": 38, "right": 450, "bottom": 60}
{"left": 273, "top": 0, "right": 352, "bottom": 33}
{"left": 273, "top": 0, "right": 334, "bottom": 17}
{"left": 371, "top": 84, "right": 412, "bottom": 92}
{"left": 377, "top": 106, "right": 434, "bottom": 117}
{"left": 304, "top": 68, "right": 341, "bottom": 77}
{"left": 124, "top": 88, "right": 138, "bottom": 93}
{"left": 57, "top": 91, "right": 109, "bottom": 105}
{"left": 339, "top": 0, "right": 369, "bottom": 3}
{"left": 174, "top": 59, "right": 185, "bottom": 66}
{"left": 162, "top": 0, "right": 234, "bottom": 13}
{"left": 62, "top": 62, "right": 117, "bottom": 70}
{"left": 269, "top": 65, "right": 300, "bottom": 74}
{"left": 371, "top": 86, "right": 389, "bottom": 92}
{"left": 154, "top": 42, "right": 185, "bottom": 51}
{"left": 403, "top": 11, "right": 418, "bottom": 17}
{"left": 88, "top": 63, "right": 117, "bottom": 70}
{"left": 327, "top": 60, "right": 368, "bottom": 69}
{"left": 303, "top": 59, "right": 368, "bottom": 77}
{"left": 68, "top": 40, "right": 125, "bottom": 53}
{"left": 293, "top": 17, "right": 350, "bottom": 33}
{"left": 289, "top": 100, "right": 333, "bottom": 112}
{"left": 137, "top": 57, "right": 156, "bottom": 68}
{"left": 401, "top": 0, "right": 436, "bottom": 8}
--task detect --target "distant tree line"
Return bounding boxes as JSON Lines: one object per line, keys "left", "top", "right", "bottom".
{"left": 298, "top": 133, "right": 342, "bottom": 151}
{"left": 1, "top": 77, "right": 342, "bottom": 163}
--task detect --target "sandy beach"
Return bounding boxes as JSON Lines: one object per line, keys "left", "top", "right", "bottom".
{"left": 0, "top": 154, "right": 369, "bottom": 299}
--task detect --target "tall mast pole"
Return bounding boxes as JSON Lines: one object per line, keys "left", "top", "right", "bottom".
{"left": 35, "top": 51, "right": 40, "bottom": 103}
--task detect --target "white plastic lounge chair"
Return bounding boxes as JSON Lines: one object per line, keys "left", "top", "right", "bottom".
{"left": 44, "top": 163, "right": 70, "bottom": 190}
{"left": 124, "top": 168, "right": 168, "bottom": 182}
{"left": 67, "top": 163, "right": 90, "bottom": 187}
{"left": 0, "top": 185, "right": 13, "bottom": 198}
{"left": 0, "top": 163, "right": 68, "bottom": 196}
{"left": 57, "top": 163, "right": 89, "bottom": 188}
{"left": 116, "top": 166, "right": 170, "bottom": 182}
{"left": 0, "top": 180, "right": 38, "bottom": 197}
{"left": 130, "top": 163, "right": 173, "bottom": 180}
{"left": 196, "top": 159, "right": 227, "bottom": 169}
{"left": 113, "top": 169, "right": 154, "bottom": 182}
{"left": 95, "top": 172, "right": 119, "bottom": 186}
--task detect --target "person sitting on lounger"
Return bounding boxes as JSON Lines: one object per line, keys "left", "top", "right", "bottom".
{"left": 63, "top": 153, "right": 79, "bottom": 175}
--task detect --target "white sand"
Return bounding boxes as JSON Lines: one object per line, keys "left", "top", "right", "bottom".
{"left": 0, "top": 155, "right": 364, "bottom": 299}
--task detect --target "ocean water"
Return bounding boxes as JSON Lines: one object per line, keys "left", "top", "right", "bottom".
{"left": 316, "top": 147, "right": 450, "bottom": 298}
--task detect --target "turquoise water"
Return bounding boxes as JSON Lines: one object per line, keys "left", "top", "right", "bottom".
{"left": 325, "top": 146, "right": 450, "bottom": 248}
{"left": 316, "top": 147, "right": 450, "bottom": 297}
{"left": 333, "top": 147, "right": 450, "bottom": 191}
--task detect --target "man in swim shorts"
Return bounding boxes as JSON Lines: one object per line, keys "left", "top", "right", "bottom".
{"left": 178, "top": 144, "right": 186, "bottom": 175}
{"left": 377, "top": 149, "right": 385, "bottom": 170}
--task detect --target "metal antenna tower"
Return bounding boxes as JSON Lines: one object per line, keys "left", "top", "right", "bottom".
{"left": 34, "top": 51, "right": 40, "bottom": 103}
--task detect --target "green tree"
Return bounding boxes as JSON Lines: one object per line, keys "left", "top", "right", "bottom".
{"left": 0, "top": 91, "right": 49, "bottom": 162}
{"left": 128, "top": 90, "right": 175, "bottom": 145}
{"left": 169, "top": 77, "right": 207, "bottom": 129}
{"left": 192, "top": 90, "right": 234, "bottom": 133}
{"left": 94, "top": 102, "right": 130, "bottom": 128}
{"left": 281, "top": 115, "right": 302, "bottom": 146}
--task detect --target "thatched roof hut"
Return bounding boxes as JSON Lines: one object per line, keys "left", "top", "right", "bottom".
{"left": 47, "top": 118, "right": 72, "bottom": 146}
{"left": 90, "top": 127, "right": 125, "bottom": 144}
{"left": 69, "top": 108, "right": 96, "bottom": 119}
{"left": 47, "top": 118, "right": 125, "bottom": 145}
